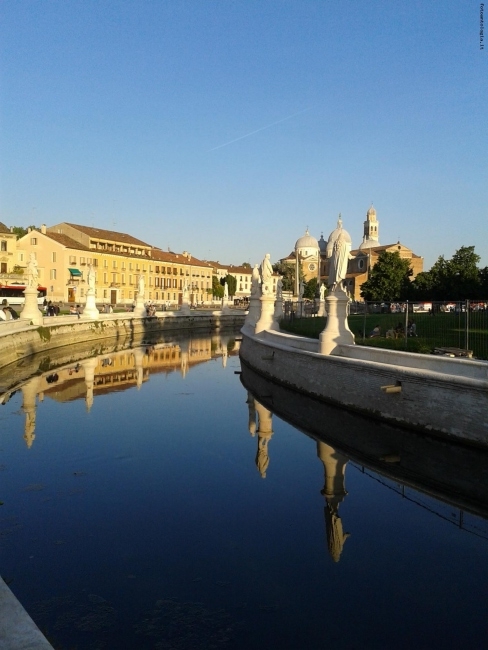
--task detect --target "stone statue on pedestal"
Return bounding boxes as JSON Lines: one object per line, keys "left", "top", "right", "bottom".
{"left": 260, "top": 253, "right": 273, "bottom": 294}
{"left": 251, "top": 264, "right": 261, "bottom": 297}
{"left": 326, "top": 216, "right": 353, "bottom": 292}
{"left": 26, "top": 253, "right": 39, "bottom": 288}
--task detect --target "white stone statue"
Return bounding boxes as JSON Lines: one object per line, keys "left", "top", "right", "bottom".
{"left": 137, "top": 274, "right": 145, "bottom": 300}
{"left": 326, "top": 216, "right": 353, "bottom": 292}
{"left": 87, "top": 264, "right": 96, "bottom": 292}
{"left": 223, "top": 280, "right": 229, "bottom": 299}
{"left": 276, "top": 276, "right": 283, "bottom": 299}
{"left": 183, "top": 281, "right": 189, "bottom": 301}
{"left": 26, "top": 253, "right": 39, "bottom": 288}
{"left": 260, "top": 253, "right": 273, "bottom": 294}
{"left": 319, "top": 282, "right": 326, "bottom": 301}
{"left": 251, "top": 264, "right": 261, "bottom": 297}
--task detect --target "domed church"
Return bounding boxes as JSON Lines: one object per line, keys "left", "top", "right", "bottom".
{"left": 281, "top": 207, "right": 423, "bottom": 299}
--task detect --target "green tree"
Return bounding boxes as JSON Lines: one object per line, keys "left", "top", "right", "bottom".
{"left": 360, "top": 251, "right": 412, "bottom": 301}
{"left": 272, "top": 261, "right": 304, "bottom": 293}
{"left": 241, "top": 262, "right": 251, "bottom": 269}
{"left": 222, "top": 274, "right": 237, "bottom": 297}
{"left": 11, "top": 225, "right": 35, "bottom": 239}
{"left": 412, "top": 246, "right": 481, "bottom": 300}
{"left": 304, "top": 277, "right": 318, "bottom": 300}
{"left": 212, "top": 275, "right": 224, "bottom": 299}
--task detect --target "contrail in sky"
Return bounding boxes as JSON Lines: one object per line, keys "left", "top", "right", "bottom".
{"left": 208, "top": 107, "right": 312, "bottom": 152}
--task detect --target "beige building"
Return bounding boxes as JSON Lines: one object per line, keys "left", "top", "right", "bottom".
{"left": 0, "top": 222, "right": 19, "bottom": 275}
{"left": 16, "top": 223, "right": 212, "bottom": 306}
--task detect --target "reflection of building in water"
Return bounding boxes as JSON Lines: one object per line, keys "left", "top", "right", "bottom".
{"left": 6, "top": 337, "right": 219, "bottom": 446}
{"left": 254, "top": 400, "right": 273, "bottom": 478}
{"left": 317, "top": 441, "right": 350, "bottom": 562}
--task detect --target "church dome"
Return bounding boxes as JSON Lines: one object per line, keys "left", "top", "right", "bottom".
{"left": 367, "top": 205, "right": 376, "bottom": 217}
{"left": 327, "top": 215, "right": 352, "bottom": 247}
{"left": 295, "top": 229, "right": 319, "bottom": 252}
{"left": 358, "top": 237, "right": 376, "bottom": 250}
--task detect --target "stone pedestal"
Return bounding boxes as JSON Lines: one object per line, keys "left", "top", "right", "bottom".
{"left": 83, "top": 290, "right": 99, "bottom": 320}
{"left": 318, "top": 289, "right": 354, "bottom": 355}
{"left": 244, "top": 294, "right": 261, "bottom": 329}
{"left": 255, "top": 294, "right": 279, "bottom": 334}
{"left": 133, "top": 297, "right": 146, "bottom": 318}
{"left": 179, "top": 302, "right": 191, "bottom": 315}
{"left": 20, "top": 287, "right": 43, "bottom": 325}
{"left": 317, "top": 299, "right": 326, "bottom": 317}
{"left": 273, "top": 298, "right": 283, "bottom": 322}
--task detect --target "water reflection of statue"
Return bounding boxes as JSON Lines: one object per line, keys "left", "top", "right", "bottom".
{"left": 137, "top": 274, "right": 145, "bottom": 300}
{"left": 26, "top": 253, "right": 39, "bottom": 288}
{"left": 87, "top": 264, "right": 96, "bottom": 292}
{"left": 326, "top": 217, "right": 353, "bottom": 292}
{"left": 254, "top": 400, "right": 273, "bottom": 478}
{"left": 251, "top": 264, "right": 261, "bottom": 297}
{"left": 317, "top": 441, "right": 350, "bottom": 563}
{"left": 260, "top": 253, "right": 273, "bottom": 294}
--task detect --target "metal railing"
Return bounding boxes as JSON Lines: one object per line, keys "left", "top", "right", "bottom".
{"left": 280, "top": 299, "right": 488, "bottom": 360}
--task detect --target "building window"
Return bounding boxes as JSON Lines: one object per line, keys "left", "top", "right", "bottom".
{"left": 103, "top": 290, "right": 107, "bottom": 298}
{"left": 358, "top": 259, "right": 365, "bottom": 270}
{"left": 121, "top": 262, "right": 126, "bottom": 270}
{"left": 69, "top": 256, "right": 76, "bottom": 264}
{"left": 129, "top": 275, "right": 132, "bottom": 285}
{"left": 155, "top": 265, "right": 160, "bottom": 273}
{"left": 80, "top": 257, "right": 85, "bottom": 265}
{"left": 93, "top": 259, "right": 98, "bottom": 267}
{"left": 103, "top": 273, "right": 107, "bottom": 283}
{"left": 122, "top": 274, "right": 125, "bottom": 284}
{"left": 51, "top": 252, "right": 56, "bottom": 262}
{"left": 129, "top": 263, "right": 133, "bottom": 271}
{"left": 104, "top": 259, "right": 108, "bottom": 268}
{"left": 112, "top": 273, "right": 117, "bottom": 283}
{"left": 30, "top": 237, "right": 37, "bottom": 245}
{"left": 50, "top": 269, "right": 56, "bottom": 280}
{"left": 1, "top": 241, "right": 6, "bottom": 251}
{"left": 113, "top": 260, "right": 117, "bottom": 269}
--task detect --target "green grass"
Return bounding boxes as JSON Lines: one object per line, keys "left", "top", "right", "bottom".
{"left": 280, "top": 310, "right": 488, "bottom": 360}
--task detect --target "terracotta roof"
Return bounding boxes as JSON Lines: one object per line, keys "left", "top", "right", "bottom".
{"left": 0, "top": 222, "right": 11, "bottom": 234}
{"left": 62, "top": 223, "right": 152, "bottom": 248}
{"left": 46, "top": 232, "right": 91, "bottom": 251}
{"left": 150, "top": 248, "right": 211, "bottom": 268}
{"left": 226, "top": 265, "right": 253, "bottom": 274}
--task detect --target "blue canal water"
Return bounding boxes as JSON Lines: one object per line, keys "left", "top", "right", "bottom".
{"left": 1, "top": 331, "right": 488, "bottom": 649}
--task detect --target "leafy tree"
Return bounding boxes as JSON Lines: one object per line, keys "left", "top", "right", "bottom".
{"left": 212, "top": 275, "right": 224, "bottom": 299}
{"left": 360, "top": 251, "right": 412, "bottom": 301}
{"left": 222, "top": 274, "right": 237, "bottom": 297}
{"left": 412, "top": 246, "right": 481, "bottom": 300}
{"left": 11, "top": 226, "right": 35, "bottom": 239}
{"left": 241, "top": 262, "right": 251, "bottom": 269}
{"left": 304, "top": 277, "right": 318, "bottom": 300}
{"left": 12, "top": 265, "right": 24, "bottom": 275}
{"left": 272, "top": 261, "right": 304, "bottom": 293}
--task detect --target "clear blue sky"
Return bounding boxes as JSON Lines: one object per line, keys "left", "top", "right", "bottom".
{"left": 1, "top": 1, "right": 486, "bottom": 270}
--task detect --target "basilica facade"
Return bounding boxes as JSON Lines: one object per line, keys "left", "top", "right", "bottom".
{"left": 285, "top": 206, "right": 423, "bottom": 301}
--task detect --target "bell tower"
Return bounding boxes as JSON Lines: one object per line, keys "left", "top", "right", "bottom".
{"left": 362, "top": 204, "right": 379, "bottom": 246}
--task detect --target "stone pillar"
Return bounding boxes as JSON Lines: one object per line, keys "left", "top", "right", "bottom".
{"left": 317, "top": 299, "right": 327, "bottom": 318}
{"left": 318, "top": 288, "right": 354, "bottom": 355}
{"left": 20, "top": 287, "right": 43, "bottom": 325}
{"left": 244, "top": 293, "right": 262, "bottom": 329}
{"left": 255, "top": 294, "right": 279, "bottom": 334}
{"left": 133, "top": 295, "right": 146, "bottom": 318}
{"left": 254, "top": 399, "right": 273, "bottom": 478}
{"left": 83, "top": 289, "right": 99, "bottom": 320}
{"left": 317, "top": 441, "right": 350, "bottom": 562}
